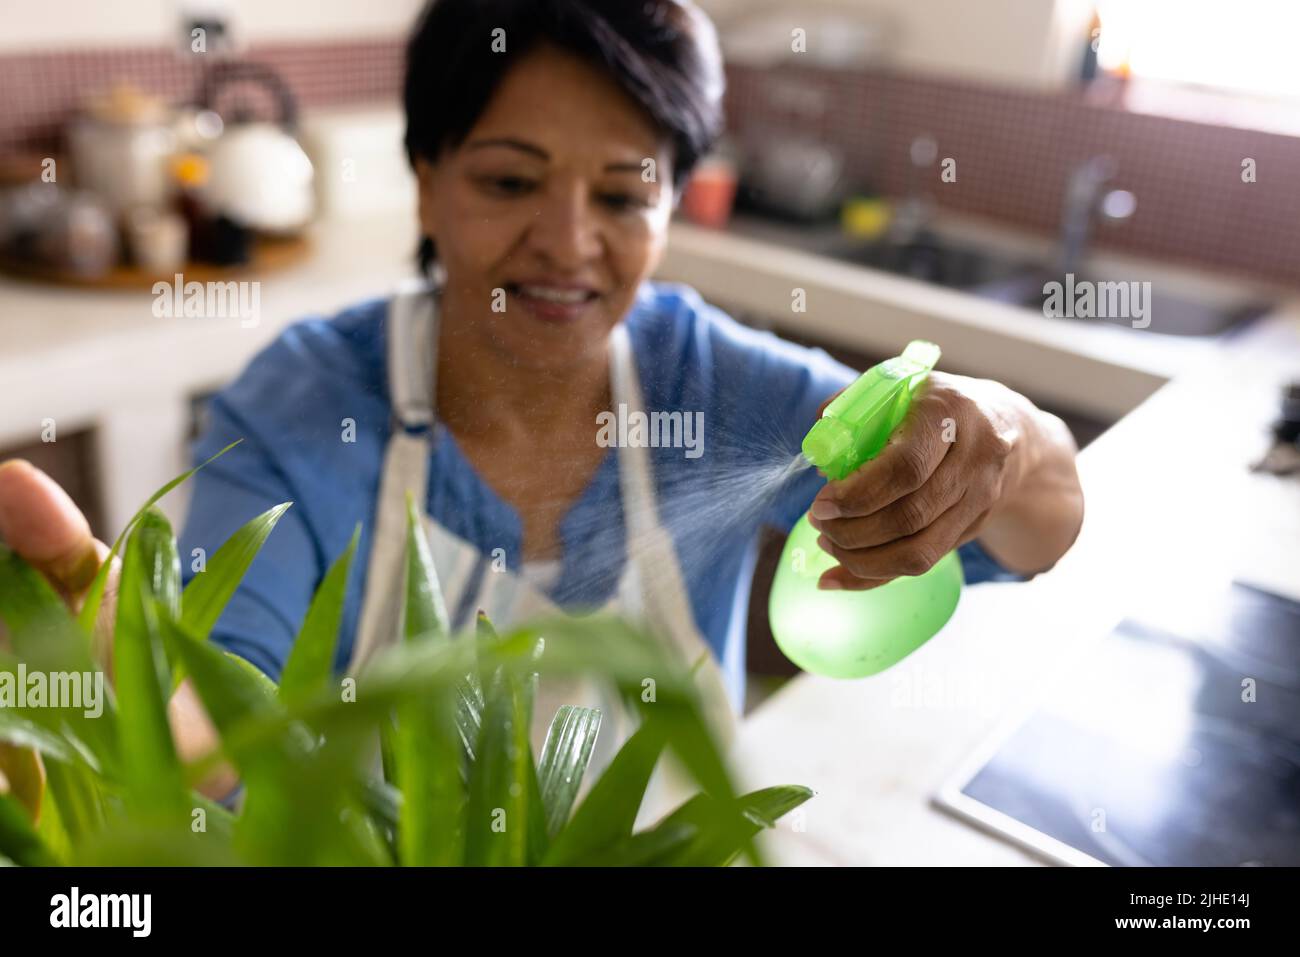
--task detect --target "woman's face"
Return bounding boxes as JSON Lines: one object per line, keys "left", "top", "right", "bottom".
{"left": 416, "top": 44, "right": 676, "bottom": 374}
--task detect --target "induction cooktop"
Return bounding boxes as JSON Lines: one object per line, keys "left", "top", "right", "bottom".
{"left": 935, "top": 581, "right": 1300, "bottom": 866}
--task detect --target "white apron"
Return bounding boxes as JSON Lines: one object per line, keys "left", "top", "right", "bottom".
{"left": 347, "top": 282, "right": 736, "bottom": 824}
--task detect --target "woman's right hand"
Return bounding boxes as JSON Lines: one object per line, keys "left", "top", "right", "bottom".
{"left": 0, "top": 459, "right": 236, "bottom": 801}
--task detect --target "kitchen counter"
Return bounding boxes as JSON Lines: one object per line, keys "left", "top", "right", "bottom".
{"left": 4, "top": 209, "right": 1297, "bottom": 866}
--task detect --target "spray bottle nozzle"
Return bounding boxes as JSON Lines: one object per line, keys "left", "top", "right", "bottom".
{"left": 802, "top": 417, "right": 853, "bottom": 468}
{"left": 801, "top": 339, "right": 941, "bottom": 481}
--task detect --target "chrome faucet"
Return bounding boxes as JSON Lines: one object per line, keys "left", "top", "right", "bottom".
{"left": 889, "top": 134, "right": 939, "bottom": 244}
{"left": 1057, "top": 155, "right": 1136, "bottom": 276}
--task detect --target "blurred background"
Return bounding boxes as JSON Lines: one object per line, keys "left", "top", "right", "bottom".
{"left": 0, "top": 0, "right": 1297, "bottom": 865}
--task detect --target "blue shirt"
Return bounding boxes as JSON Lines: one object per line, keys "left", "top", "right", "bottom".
{"left": 178, "top": 280, "right": 1022, "bottom": 706}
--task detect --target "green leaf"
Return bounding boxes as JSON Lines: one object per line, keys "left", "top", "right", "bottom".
{"left": 78, "top": 438, "right": 242, "bottom": 635}
{"left": 137, "top": 508, "right": 182, "bottom": 621}
{"left": 402, "top": 493, "right": 448, "bottom": 642}
{"left": 133, "top": 508, "right": 182, "bottom": 686}
{"left": 393, "top": 711, "right": 464, "bottom": 866}
{"left": 166, "top": 625, "right": 311, "bottom": 781}
{"left": 166, "top": 618, "right": 378, "bottom": 866}
{"left": 0, "top": 795, "right": 59, "bottom": 866}
{"left": 224, "top": 651, "right": 283, "bottom": 701}
{"left": 0, "top": 546, "right": 117, "bottom": 778}
{"left": 392, "top": 685, "right": 464, "bottom": 865}
{"left": 463, "top": 666, "right": 533, "bottom": 866}
{"left": 71, "top": 823, "right": 241, "bottom": 867}
{"left": 392, "top": 501, "right": 463, "bottom": 864}
{"left": 519, "top": 634, "right": 544, "bottom": 731}
{"left": 464, "top": 612, "right": 547, "bottom": 864}
{"left": 0, "top": 545, "right": 96, "bottom": 676}
{"left": 450, "top": 617, "right": 487, "bottom": 764}
{"left": 731, "top": 784, "right": 814, "bottom": 830}
{"left": 190, "top": 792, "right": 237, "bottom": 846}
{"left": 474, "top": 610, "right": 499, "bottom": 691}
{"left": 180, "top": 501, "right": 292, "bottom": 643}
{"left": 523, "top": 742, "right": 550, "bottom": 865}
{"left": 569, "top": 821, "right": 699, "bottom": 867}
{"left": 41, "top": 759, "right": 105, "bottom": 845}
{"left": 34, "top": 777, "right": 72, "bottom": 862}
{"left": 645, "top": 785, "right": 815, "bottom": 866}
{"left": 0, "top": 709, "right": 78, "bottom": 765}
{"left": 359, "top": 777, "right": 402, "bottom": 834}
{"left": 113, "top": 517, "right": 188, "bottom": 824}
{"left": 186, "top": 616, "right": 740, "bottom": 863}
{"left": 207, "top": 619, "right": 680, "bottom": 784}
{"left": 454, "top": 676, "right": 483, "bottom": 764}
{"left": 169, "top": 624, "right": 277, "bottom": 735}
{"left": 338, "top": 798, "right": 394, "bottom": 867}
{"left": 0, "top": 653, "right": 112, "bottom": 820}
{"left": 165, "top": 621, "right": 308, "bottom": 863}
{"left": 191, "top": 637, "right": 476, "bottom": 781}
{"left": 536, "top": 705, "right": 602, "bottom": 836}
{"left": 510, "top": 614, "right": 736, "bottom": 807}
{"left": 279, "top": 525, "right": 359, "bottom": 707}
{"left": 543, "top": 715, "right": 667, "bottom": 865}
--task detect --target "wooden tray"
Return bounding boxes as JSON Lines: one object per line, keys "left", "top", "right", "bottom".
{"left": 0, "top": 233, "right": 312, "bottom": 290}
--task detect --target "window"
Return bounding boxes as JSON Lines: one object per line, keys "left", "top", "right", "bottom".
{"left": 1095, "top": 0, "right": 1300, "bottom": 102}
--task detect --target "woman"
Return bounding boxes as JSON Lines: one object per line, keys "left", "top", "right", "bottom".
{"left": 0, "top": 0, "right": 1083, "bottom": 794}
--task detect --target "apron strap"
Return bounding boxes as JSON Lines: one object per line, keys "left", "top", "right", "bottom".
{"left": 351, "top": 430, "right": 428, "bottom": 671}
{"left": 388, "top": 279, "right": 439, "bottom": 432}
{"left": 350, "top": 286, "right": 448, "bottom": 673}
{"left": 607, "top": 322, "right": 662, "bottom": 543}
{"left": 607, "top": 322, "right": 737, "bottom": 740}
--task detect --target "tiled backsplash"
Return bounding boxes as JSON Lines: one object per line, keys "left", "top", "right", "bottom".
{"left": 724, "top": 64, "right": 1299, "bottom": 287}
{"left": 0, "top": 40, "right": 403, "bottom": 154}
{"left": 2, "top": 41, "right": 1294, "bottom": 285}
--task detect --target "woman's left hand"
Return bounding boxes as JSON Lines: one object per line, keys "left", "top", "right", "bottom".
{"left": 806, "top": 371, "right": 1081, "bottom": 590}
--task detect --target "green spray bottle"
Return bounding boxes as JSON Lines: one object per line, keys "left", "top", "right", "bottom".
{"left": 769, "top": 340, "right": 963, "bottom": 678}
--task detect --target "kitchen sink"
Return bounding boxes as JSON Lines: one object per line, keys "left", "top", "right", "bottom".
{"left": 719, "top": 212, "right": 1271, "bottom": 339}
{"left": 823, "top": 228, "right": 1034, "bottom": 291}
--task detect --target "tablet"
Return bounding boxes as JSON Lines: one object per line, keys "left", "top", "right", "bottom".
{"left": 934, "top": 582, "right": 1300, "bottom": 867}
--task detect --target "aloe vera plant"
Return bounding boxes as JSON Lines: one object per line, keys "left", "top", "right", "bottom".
{"left": 0, "top": 455, "right": 810, "bottom": 866}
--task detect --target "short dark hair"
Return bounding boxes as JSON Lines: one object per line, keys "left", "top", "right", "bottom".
{"left": 403, "top": 0, "right": 725, "bottom": 274}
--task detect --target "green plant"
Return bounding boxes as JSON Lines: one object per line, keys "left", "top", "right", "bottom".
{"left": 0, "top": 454, "right": 810, "bottom": 866}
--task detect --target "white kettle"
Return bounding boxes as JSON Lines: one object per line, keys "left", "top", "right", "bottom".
{"left": 197, "top": 61, "right": 315, "bottom": 235}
